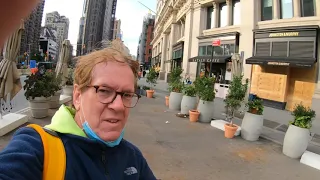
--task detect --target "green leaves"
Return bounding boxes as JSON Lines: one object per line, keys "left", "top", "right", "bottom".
{"left": 246, "top": 97, "right": 264, "bottom": 115}
{"left": 183, "top": 85, "right": 197, "bottom": 97}
{"left": 193, "top": 76, "right": 215, "bottom": 101}
{"left": 224, "top": 75, "right": 248, "bottom": 119}
{"left": 168, "top": 67, "right": 184, "bottom": 93}
{"left": 290, "top": 104, "right": 316, "bottom": 129}
{"left": 146, "top": 68, "right": 158, "bottom": 89}
{"left": 65, "top": 68, "right": 74, "bottom": 85}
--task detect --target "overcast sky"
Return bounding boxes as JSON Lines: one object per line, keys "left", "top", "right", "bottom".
{"left": 42, "top": 0, "right": 156, "bottom": 56}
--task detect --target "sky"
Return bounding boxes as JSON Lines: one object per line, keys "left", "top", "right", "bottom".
{"left": 42, "top": 0, "right": 156, "bottom": 56}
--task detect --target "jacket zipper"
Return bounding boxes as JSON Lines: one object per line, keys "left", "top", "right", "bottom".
{"left": 101, "top": 150, "right": 110, "bottom": 178}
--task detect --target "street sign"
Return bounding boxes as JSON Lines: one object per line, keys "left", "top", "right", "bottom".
{"left": 212, "top": 39, "right": 221, "bottom": 46}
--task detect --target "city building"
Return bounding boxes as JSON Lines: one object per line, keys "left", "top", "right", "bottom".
{"left": 45, "top": 11, "right": 70, "bottom": 47}
{"left": 76, "top": 17, "right": 85, "bottom": 56}
{"left": 81, "top": 0, "right": 117, "bottom": 54}
{"left": 20, "top": 0, "right": 45, "bottom": 55}
{"left": 151, "top": 0, "right": 320, "bottom": 113}
{"left": 137, "top": 13, "right": 155, "bottom": 70}
{"left": 39, "top": 26, "right": 58, "bottom": 61}
{"left": 113, "top": 19, "right": 122, "bottom": 40}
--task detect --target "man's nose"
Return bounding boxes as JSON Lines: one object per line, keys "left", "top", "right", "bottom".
{"left": 108, "top": 94, "right": 125, "bottom": 110}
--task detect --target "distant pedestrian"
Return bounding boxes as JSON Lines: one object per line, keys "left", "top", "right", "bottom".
{"left": 143, "top": 70, "right": 146, "bottom": 78}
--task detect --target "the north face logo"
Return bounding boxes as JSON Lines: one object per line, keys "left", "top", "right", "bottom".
{"left": 124, "top": 167, "right": 138, "bottom": 175}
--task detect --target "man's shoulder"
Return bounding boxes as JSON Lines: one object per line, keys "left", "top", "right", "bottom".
{"left": 120, "top": 139, "right": 144, "bottom": 158}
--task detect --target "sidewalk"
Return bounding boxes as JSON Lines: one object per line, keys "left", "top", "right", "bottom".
{"left": 138, "top": 78, "right": 320, "bottom": 154}
{"left": 1, "top": 97, "right": 320, "bottom": 179}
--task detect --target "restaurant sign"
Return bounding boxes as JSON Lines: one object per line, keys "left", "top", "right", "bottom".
{"left": 267, "top": 62, "right": 290, "bottom": 66}
{"left": 189, "top": 58, "right": 222, "bottom": 63}
{"left": 269, "top": 32, "right": 299, "bottom": 37}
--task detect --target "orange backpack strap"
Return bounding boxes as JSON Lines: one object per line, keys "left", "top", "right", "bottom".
{"left": 27, "top": 124, "right": 66, "bottom": 180}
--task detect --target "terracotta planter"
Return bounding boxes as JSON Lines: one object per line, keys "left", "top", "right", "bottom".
{"left": 249, "top": 108, "right": 258, "bottom": 114}
{"left": 224, "top": 124, "right": 238, "bottom": 139}
{"left": 146, "top": 90, "right": 154, "bottom": 98}
{"left": 189, "top": 110, "right": 200, "bottom": 122}
{"left": 165, "top": 96, "right": 169, "bottom": 106}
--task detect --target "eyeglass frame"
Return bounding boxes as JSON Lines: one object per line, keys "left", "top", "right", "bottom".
{"left": 87, "top": 85, "right": 141, "bottom": 108}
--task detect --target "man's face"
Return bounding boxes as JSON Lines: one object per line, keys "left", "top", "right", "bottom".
{"left": 74, "top": 61, "right": 135, "bottom": 141}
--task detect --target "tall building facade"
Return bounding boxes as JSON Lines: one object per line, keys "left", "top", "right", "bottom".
{"left": 39, "top": 26, "right": 58, "bottom": 61}
{"left": 20, "top": 0, "right": 45, "bottom": 55}
{"left": 152, "top": 0, "right": 320, "bottom": 130}
{"left": 76, "top": 17, "right": 85, "bottom": 56}
{"left": 137, "top": 13, "right": 155, "bottom": 69}
{"left": 113, "top": 19, "right": 121, "bottom": 40}
{"left": 81, "top": 0, "right": 117, "bottom": 54}
{"left": 45, "top": 11, "right": 70, "bottom": 47}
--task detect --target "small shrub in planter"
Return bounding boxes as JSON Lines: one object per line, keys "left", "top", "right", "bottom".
{"left": 146, "top": 68, "right": 157, "bottom": 98}
{"left": 180, "top": 85, "right": 197, "bottom": 115}
{"left": 63, "top": 68, "right": 74, "bottom": 97}
{"left": 168, "top": 67, "right": 184, "bottom": 110}
{"left": 283, "top": 104, "right": 316, "bottom": 158}
{"left": 241, "top": 97, "right": 264, "bottom": 141}
{"left": 194, "top": 76, "right": 216, "bottom": 123}
{"left": 24, "top": 71, "right": 56, "bottom": 118}
{"left": 224, "top": 75, "right": 248, "bottom": 138}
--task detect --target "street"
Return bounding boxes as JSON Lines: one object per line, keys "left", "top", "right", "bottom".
{"left": 1, "top": 95, "right": 320, "bottom": 179}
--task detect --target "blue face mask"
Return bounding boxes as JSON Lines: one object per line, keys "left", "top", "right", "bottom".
{"left": 80, "top": 96, "right": 124, "bottom": 147}
{"left": 82, "top": 121, "right": 124, "bottom": 147}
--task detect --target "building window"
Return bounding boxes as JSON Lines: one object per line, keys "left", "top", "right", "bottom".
{"left": 261, "top": 0, "right": 273, "bottom": 21}
{"left": 206, "top": 6, "right": 214, "bottom": 29}
{"left": 280, "top": 0, "right": 293, "bottom": 19}
{"left": 301, "top": 0, "right": 315, "bottom": 17}
{"left": 219, "top": 3, "right": 228, "bottom": 27}
{"left": 232, "top": 0, "right": 241, "bottom": 25}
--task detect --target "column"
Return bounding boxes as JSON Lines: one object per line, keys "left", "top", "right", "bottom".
{"left": 212, "top": 2, "right": 219, "bottom": 28}
{"left": 316, "top": 0, "right": 320, "bottom": 16}
{"left": 226, "top": 0, "right": 232, "bottom": 26}
{"left": 293, "top": 0, "right": 301, "bottom": 17}
{"left": 273, "top": 0, "right": 280, "bottom": 19}
{"left": 159, "top": 33, "right": 168, "bottom": 80}
{"left": 168, "top": 23, "right": 176, "bottom": 73}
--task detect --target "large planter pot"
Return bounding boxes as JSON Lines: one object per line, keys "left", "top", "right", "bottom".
{"left": 241, "top": 112, "right": 264, "bottom": 141}
{"left": 189, "top": 110, "right": 200, "bottom": 122}
{"left": 169, "top": 92, "right": 183, "bottom": 111}
{"left": 197, "top": 100, "right": 214, "bottom": 123}
{"left": 180, "top": 95, "right": 197, "bottom": 115}
{"left": 283, "top": 125, "right": 311, "bottom": 158}
{"left": 29, "top": 97, "right": 50, "bottom": 119}
{"left": 49, "top": 90, "right": 62, "bottom": 109}
{"left": 146, "top": 90, "right": 154, "bottom": 98}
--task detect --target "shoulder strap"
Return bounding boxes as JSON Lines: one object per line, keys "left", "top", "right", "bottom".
{"left": 28, "top": 124, "right": 66, "bottom": 180}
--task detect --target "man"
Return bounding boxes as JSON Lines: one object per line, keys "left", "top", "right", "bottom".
{"left": 0, "top": 40, "right": 157, "bottom": 179}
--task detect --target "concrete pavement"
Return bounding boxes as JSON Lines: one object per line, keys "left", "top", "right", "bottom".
{"left": 1, "top": 97, "right": 320, "bottom": 179}
{"left": 138, "top": 78, "right": 320, "bottom": 154}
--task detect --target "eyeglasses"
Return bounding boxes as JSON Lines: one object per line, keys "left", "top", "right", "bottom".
{"left": 88, "top": 85, "right": 141, "bottom": 108}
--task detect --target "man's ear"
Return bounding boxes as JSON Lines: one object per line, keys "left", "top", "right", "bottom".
{"left": 73, "top": 84, "right": 81, "bottom": 111}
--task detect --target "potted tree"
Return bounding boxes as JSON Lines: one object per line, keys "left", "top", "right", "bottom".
{"left": 194, "top": 76, "right": 216, "bottom": 123}
{"left": 224, "top": 75, "right": 248, "bottom": 138}
{"left": 181, "top": 84, "right": 197, "bottom": 115}
{"left": 241, "top": 97, "right": 264, "bottom": 141}
{"left": 168, "top": 67, "right": 184, "bottom": 110}
{"left": 24, "top": 71, "right": 56, "bottom": 118}
{"left": 63, "top": 68, "right": 74, "bottom": 97}
{"left": 146, "top": 68, "right": 157, "bottom": 98}
{"left": 283, "top": 104, "right": 316, "bottom": 159}
{"left": 48, "top": 71, "right": 63, "bottom": 109}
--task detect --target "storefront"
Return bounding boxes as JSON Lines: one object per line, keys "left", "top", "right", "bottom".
{"left": 189, "top": 32, "right": 240, "bottom": 99}
{"left": 246, "top": 26, "right": 318, "bottom": 111}
{"left": 171, "top": 41, "right": 184, "bottom": 71}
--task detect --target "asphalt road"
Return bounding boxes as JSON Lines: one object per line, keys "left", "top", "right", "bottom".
{"left": 1, "top": 75, "right": 29, "bottom": 116}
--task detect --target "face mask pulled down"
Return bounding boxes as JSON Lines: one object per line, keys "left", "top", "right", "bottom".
{"left": 80, "top": 97, "right": 124, "bottom": 147}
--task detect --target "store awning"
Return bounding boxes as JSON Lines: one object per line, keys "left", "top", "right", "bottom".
{"left": 246, "top": 56, "right": 317, "bottom": 68}
{"left": 188, "top": 55, "right": 232, "bottom": 63}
